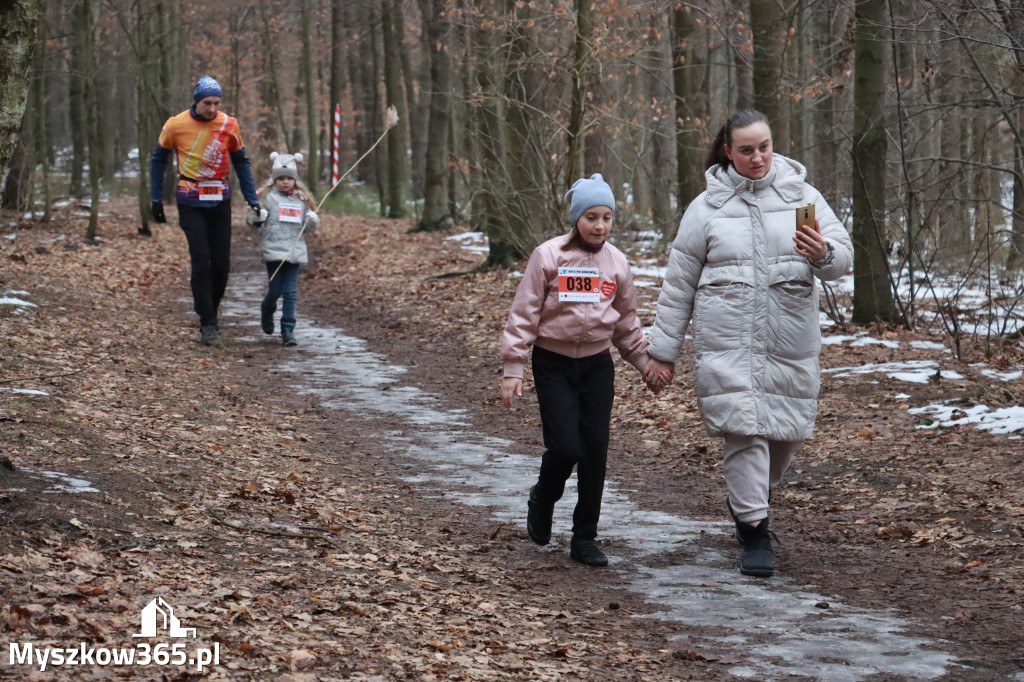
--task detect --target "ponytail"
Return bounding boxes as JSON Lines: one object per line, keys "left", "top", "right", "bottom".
{"left": 705, "top": 109, "right": 770, "bottom": 171}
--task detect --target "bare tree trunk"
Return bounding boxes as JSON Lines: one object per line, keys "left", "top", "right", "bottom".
{"left": 789, "top": 0, "right": 809, "bottom": 169}
{"left": 2, "top": 136, "right": 29, "bottom": 211}
{"left": 382, "top": 0, "right": 410, "bottom": 218}
{"left": 68, "top": 8, "right": 86, "bottom": 197}
{"left": 156, "top": 0, "right": 181, "bottom": 202}
{"left": 565, "top": 0, "right": 592, "bottom": 191}
{"left": 259, "top": 0, "right": 292, "bottom": 152}
{"left": 0, "top": 0, "right": 40, "bottom": 202}
{"left": 1011, "top": 112, "right": 1024, "bottom": 272}
{"left": 82, "top": 0, "right": 100, "bottom": 242}
{"left": 329, "top": 0, "right": 347, "bottom": 190}
{"left": 671, "top": 4, "right": 705, "bottom": 222}
{"left": 994, "top": 0, "right": 1024, "bottom": 271}
{"left": 395, "top": 1, "right": 426, "bottom": 200}
{"left": 647, "top": 11, "right": 674, "bottom": 236}
{"left": 370, "top": 1, "right": 387, "bottom": 215}
{"left": 751, "top": 0, "right": 788, "bottom": 143}
{"left": 851, "top": 0, "right": 895, "bottom": 324}
{"left": 301, "top": 0, "right": 319, "bottom": 193}
{"left": 502, "top": 0, "right": 549, "bottom": 250}
{"left": 731, "top": 0, "right": 753, "bottom": 109}
{"left": 416, "top": 0, "right": 454, "bottom": 231}
{"left": 36, "top": 9, "right": 49, "bottom": 223}
{"left": 472, "top": 0, "right": 516, "bottom": 267}
{"left": 136, "top": 0, "right": 154, "bottom": 235}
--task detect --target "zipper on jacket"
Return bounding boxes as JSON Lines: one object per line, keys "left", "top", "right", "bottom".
{"left": 577, "top": 251, "right": 595, "bottom": 355}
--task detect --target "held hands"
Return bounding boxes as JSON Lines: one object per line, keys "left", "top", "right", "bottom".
{"left": 794, "top": 219, "right": 827, "bottom": 262}
{"left": 643, "top": 358, "right": 675, "bottom": 394}
{"left": 247, "top": 204, "right": 268, "bottom": 228}
{"left": 501, "top": 377, "right": 522, "bottom": 409}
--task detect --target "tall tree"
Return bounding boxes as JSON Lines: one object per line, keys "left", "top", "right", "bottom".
{"left": 850, "top": 0, "right": 895, "bottom": 323}
{"left": 301, "top": 0, "right": 319, "bottom": 193}
{"left": 565, "top": 0, "right": 593, "bottom": 191}
{"left": 471, "top": 0, "right": 516, "bottom": 268}
{"left": 259, "top": 1, "right": 292, "bottom": 151}
{"left": 329, "top": 0, "right": 347, "bottom": 188}
{"left": 82, "top": 0, "right": 101, "bottom": 242}
{"left": 382, "top": 0, "right": 410, "bottom": 218}
{"left": 136, "top": 0, "right": 156, "bottom": 235}
{"left": 35, "top": 8, "right": 50, "bottom": 223}
{"left": 416, "top": 0, "right": 454, "bottom": 231}
{"left": 502, "top": 0, "right": 549, "bottom": 251}
{"left": 0, "top": 0, "right": 42, "bottom": 201}
{"left": 671, "top": 4, "right": 706, "bottom": 220}
{"left": 994, "top": 0, "right": 1024, "bottom": 271}
{"left": 750, "top": 0, "right": 788, "bottom": 143}
{"left": 646, "top": 10, "right": 674, "bottom": 236}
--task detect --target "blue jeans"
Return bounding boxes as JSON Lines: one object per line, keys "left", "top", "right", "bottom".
{"left": 262, "top": 261, "right": 299, "bottom": 326}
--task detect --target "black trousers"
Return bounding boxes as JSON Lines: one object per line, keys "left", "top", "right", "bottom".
{"left": 531, "top": 346, "right": 615, "bottom": 541}
{"left": 178, "top": 202, "right": 232, "bottom": 327}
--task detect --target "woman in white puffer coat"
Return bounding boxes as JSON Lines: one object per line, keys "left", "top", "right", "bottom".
{"left": 644, "top": 110, "right": 852, "bottom": 577}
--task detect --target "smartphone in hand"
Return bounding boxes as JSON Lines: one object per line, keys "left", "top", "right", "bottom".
{"left": 795, "top": 203, "right": 816, "bottom": 234}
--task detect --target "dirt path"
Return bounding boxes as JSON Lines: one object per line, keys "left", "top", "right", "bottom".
{"left": 0, "top": 203, "right": 721, "bottom": 681}
{"left": 2, "top": 201, "right": 1023, "bottom": 680}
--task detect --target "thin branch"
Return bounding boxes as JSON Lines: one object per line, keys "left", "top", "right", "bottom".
{"left": 206, "top": 508, "right": 328, "bottom": 540}
{"left": 0, "top": 354, "right": 112, "bottom": 385}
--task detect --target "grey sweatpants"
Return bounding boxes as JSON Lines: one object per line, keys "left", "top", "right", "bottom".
{"left": 721, "top": 434, "right": 802, "bottom": 524}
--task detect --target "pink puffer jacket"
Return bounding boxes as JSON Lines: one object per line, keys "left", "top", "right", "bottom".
{"left": 501, "top": 234, "right": 649, "bottom": 379}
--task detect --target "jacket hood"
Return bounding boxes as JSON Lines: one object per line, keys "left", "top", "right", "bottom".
{"left": 703, "top": 154, "right": 807, "bottom": 208}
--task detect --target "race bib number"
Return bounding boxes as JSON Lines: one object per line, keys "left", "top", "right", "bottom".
{"left": 558, "top": 267, "right": 600, "bottom": 302}
{"left": 278, "top": 201, "right": 303, "bottom": 223}
{"left": 197, "top": 181, "right": 224, "bottom": 201}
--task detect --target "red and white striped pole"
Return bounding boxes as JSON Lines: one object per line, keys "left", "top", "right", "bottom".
{"left": 332, "top": 104, "right": 340, "bottom": 185}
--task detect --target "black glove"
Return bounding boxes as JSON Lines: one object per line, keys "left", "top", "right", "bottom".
{"left": 151, "top": 201, "right": 166, "bottom": 223}
{"left": 249, "top": 203, "right": 260, "bottom": 214}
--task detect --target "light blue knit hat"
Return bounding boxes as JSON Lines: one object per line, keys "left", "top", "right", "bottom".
{"left": 565, "top": 174, "right": 615, "bottom": 227}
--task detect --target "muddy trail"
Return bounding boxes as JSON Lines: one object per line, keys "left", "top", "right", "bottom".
{"left": 2, "top": 201, "right": 1023, "bottom": 680}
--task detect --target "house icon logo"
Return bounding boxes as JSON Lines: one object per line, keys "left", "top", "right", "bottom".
{"left": 132, "top": 597, "right": 197, "bottom": 638}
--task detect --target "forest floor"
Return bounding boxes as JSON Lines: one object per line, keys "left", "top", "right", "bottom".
{"left": 1, "top": 197, "right": 1023, "bottom": 681}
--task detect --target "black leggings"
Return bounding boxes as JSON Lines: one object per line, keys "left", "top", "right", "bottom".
{"left": 530, "top": 346, "right": 615, "bottom": 541}
{"left": 178, "top": 202, "right": 232, "bottom": 327}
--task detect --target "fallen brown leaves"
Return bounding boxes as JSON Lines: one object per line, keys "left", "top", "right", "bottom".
{"left": 0, "top": 200, "right": 715, "bottom": 680}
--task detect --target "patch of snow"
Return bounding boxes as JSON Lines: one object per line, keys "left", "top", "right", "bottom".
{"left": 824, "top": 360, "right": 963, "bottom": 384}
{"left": 0, "top": 388, "right": 49, "bottom": 396}
{"left": 980, "top": 368, "right": 1023, "bottom": 382}
{"left": 21, "top": 468, "right": 100, "bottom": 494}
{"left": 0, "top": 296, "right": 36, "bottom": 307}
{"left": 909, "top": 403, "right": 1024, "bottom": 435}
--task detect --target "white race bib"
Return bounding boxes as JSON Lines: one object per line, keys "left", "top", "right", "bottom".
{"left": 558, "top": 266, "right": 600, "bottom": 302}
{"left": 197, "top": 181, "right": 224, "bottom": 201}
{"left": 278, "top": 201, "right": 303, "bottom": 223}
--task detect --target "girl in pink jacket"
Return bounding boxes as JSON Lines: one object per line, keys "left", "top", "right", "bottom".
{"left": 500, "top": 174, "right": 649, "bottom": 567}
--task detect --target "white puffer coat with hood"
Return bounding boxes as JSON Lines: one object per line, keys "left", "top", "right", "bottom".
{"left": 648, "top": 154, "right": 852, "bottom": 441}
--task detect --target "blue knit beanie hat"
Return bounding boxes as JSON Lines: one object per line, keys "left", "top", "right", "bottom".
{"left": 193, "top": 76, "right": 222, "bottom": 102}
{"left": 565, "top": 173, "right": 615, "bottom": 227}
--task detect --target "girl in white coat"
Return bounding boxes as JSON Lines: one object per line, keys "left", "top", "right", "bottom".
{"left": 246, "top": 152, "right": 319, "bottom": 346}
{"left": 644, "top": 110, "right": 852, "bottom": 577}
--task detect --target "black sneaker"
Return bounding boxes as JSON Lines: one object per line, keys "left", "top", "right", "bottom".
{"left": 199, "top": 325, "right": 223, "bottom": 348}
{"left": 569, "top": 538, "right": 608, "bottom": 567}
{"left": 526, "top": 484, "right": 553, "bottom": 546}
{"left": 735, "top": 518, "right": 776, "bottom": 577}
